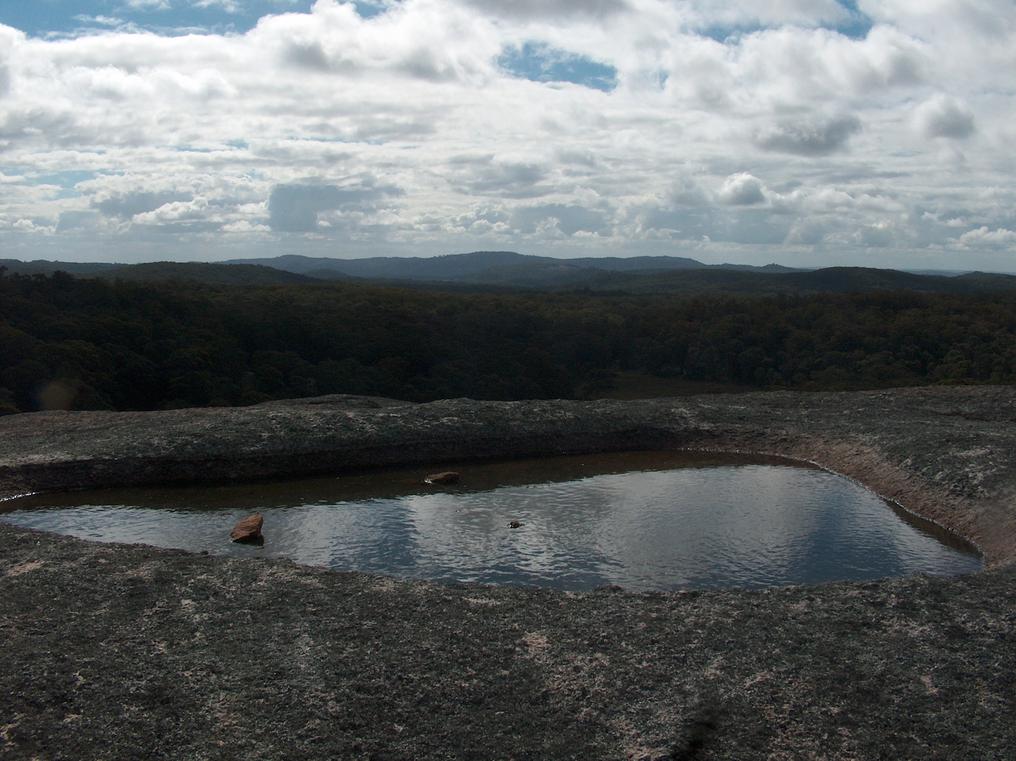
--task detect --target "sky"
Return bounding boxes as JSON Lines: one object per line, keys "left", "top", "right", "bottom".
{"left": 0, "top": 0, "right": 1014, "bottom": 270}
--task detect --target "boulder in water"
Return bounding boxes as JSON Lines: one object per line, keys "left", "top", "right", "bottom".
{"left": 230, "top": 513, "right": 264, "bottom": 545}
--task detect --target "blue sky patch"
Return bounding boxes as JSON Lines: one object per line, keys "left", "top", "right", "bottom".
{"left": 352, "top": 1, "right": 388, "bottom": 19}
{"left": 499, "top": 42, "right": 617, "bottom": 93}
{"left": 0, "top": 1, "right": 323, "bottom": 37}
{"left": 0, "top": 1, "right": 873, "bottom": 44}
{"left": 701, "top": 0, "right": 872, "bottom": 43}
{"left": 830, "top": 0, "right": 873, "bottom": 39}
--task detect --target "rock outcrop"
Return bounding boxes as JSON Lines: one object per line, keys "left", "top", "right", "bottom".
{"left": 1, "top": 387, "right": 1015, "bottom": 760}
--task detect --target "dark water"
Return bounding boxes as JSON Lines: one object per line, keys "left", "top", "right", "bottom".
{"left": 0, "top": 451, "right": 981, "bottom": 591}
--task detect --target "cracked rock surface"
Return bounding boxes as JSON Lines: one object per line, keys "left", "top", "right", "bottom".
{"left": 2, "top": 387, "right": 1015, "bottom": 759}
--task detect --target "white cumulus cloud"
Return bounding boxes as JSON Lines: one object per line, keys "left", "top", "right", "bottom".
{"left": 914, "top": 94, "right": 976, "bottom": 140}
{"left": 717, "top": 173, "right": 767, "bottom": 206}
{"left": 0, "top": 0, "right": 1012, "bottom": 269}
{"left": 955, "top": 227, "right": 1016, "bottom": 249}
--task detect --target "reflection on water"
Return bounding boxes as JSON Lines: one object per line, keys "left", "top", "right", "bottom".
{"left": 0, "top": 451, "right": 982, "bottom": 591}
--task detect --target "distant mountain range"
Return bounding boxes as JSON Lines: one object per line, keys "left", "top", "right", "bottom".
{"left": 3, "top": 251, "right": 1015, "bottom": 296}
{"left": 224, "top": 250, "right": 801, "bottom": 285}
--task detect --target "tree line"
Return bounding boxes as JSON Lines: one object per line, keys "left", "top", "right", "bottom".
{"left": 2, "top": 268, "right": 1014, "bottom": 414}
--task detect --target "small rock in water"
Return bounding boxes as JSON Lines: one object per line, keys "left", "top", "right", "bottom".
{"left": 424, "top": 471, "right": 460, "bottom": 485}
{"left": 507, "top": 520, "right": 523, "bottom": 529}
{"left": 230, "top": 513, "right": 264, "bottom": 545}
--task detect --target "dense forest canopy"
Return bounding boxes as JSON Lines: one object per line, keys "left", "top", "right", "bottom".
{"left": 1, "top": 268, "right": 1015, "bottom": 415}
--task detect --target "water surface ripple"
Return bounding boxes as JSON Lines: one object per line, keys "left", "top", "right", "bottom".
{"left": 0, "top": 452, "right": 981, "bottom": 590}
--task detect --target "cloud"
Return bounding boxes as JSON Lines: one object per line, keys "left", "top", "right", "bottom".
{"left": 93, "top": 191, "right": 192, "bottom": 219}
{"left": 0, "top": 106, "right": 92, "bottom": 149}
{"left": 267, "top": 180, "right": 403, "bottom": 232}
{"left": 717, "top": 173, "right": 767, "bottom": 205}
{"left": 784, "top": 218, "right": 830, "bottom": 245}
{"left": 0, "top": 0, "right": 1013, "bottom": 268}
{"left": 717, "top": 25, "right": 928, "bottom": 105}
{"left": 72, "top": 15, "right": 129, "bottom": 29}
{"left": 5, "top": 218, "right": 55, "bottom": 234}
{"left": 755, "top": 113, "right": 862, "bottom": 156}
{"left": 132, "top": 197, "right": 211, "bottom": 226}
{"left": 456, "top": 0, "right": 629, "bottom": 20}
{"left": 0, "top": 25, "right": 23, "bottom": 100}
{"left": 857, "top": 0, "right": 1015, "bottom": 43}
{"left": 668, "top": 178, "right": 710, "bottom": 207}
{"left": 915, "top": 95, "right": 975, "bottom": 139}
{"left": 955, "top": 226, "right": 1016, "bottom": 249}
{"left": 56, "top": 210, "right": 103, "bottom": 232}
{"left": 222, "top": 219, "right": 272, "bottom": 234}
{"left": 262, "top": 0, "right": 499, "bottom": 82}
{"left": 124, "top": 0, "right": 172, "bottom": 10}
{"left": 685, "top": 0, "right": 854, "bottom": 29}
{"left": 448, "top": 155, "right": 553, "bottom": 199}
{"left": 443, "top": 205, "right": 511, "bottom": 235}
{"left": 510, "top": 203, "right": 609, "bottom": 236}
{"left": 192, "top": 0, "right": 241, "bottom": 11}
{"left": 853, "top": 220, "right": 899, "bottom": 247}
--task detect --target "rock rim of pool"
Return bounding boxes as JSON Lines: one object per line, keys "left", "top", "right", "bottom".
{"left": 2, "top": 386, "right": 1015, "bottom": 760}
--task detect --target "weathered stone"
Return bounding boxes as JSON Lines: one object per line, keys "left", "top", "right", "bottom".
{"left": 230, "top": 513, "right": 264, "bottom": 544}
{"left": 1, "top": 388, "right": 1016, "bottom": 760}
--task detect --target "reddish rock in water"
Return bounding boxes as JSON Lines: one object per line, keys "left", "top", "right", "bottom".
{"left": 424, "top": 471, "right": 460, "bottom": 485}
{"left": 230, "top": 513, "right": 264, "bottom": 545}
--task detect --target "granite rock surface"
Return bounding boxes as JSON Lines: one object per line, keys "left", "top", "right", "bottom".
{"left": 1, "top": 387, "right": 1015, "bottom": 759}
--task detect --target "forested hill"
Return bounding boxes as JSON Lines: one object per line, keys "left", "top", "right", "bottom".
{"left": 2, "top": 269, "right": 1016, "bottom": 415}
{"left": 0, "top": 259, "right": 119, "bottom": 277}
{"left": 0, "top": 260, "right": 318, "bottom": 286}
{"left": 573, "top": 266, "right": 1016, "bottom": 296}
{"left": 96, "top": 262, "right": 318, "bottom": 285}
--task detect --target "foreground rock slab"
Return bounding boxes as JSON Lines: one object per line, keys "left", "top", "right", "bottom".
{"left": 1, "top": 386, "right": 1015, "bottom": 759}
